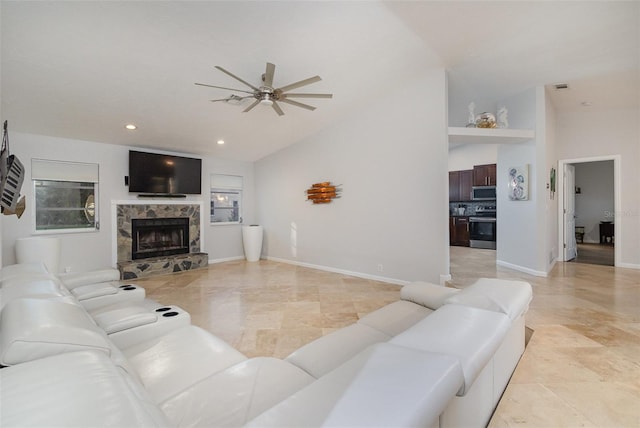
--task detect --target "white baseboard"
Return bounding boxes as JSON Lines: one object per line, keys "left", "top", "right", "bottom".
{"left": 496, "top": 259, "right": 548, "bottom": 277}
{"left": 616, "top": 262, "right": 640, "bottom": 270}
{"left": 265, "top": 256, "right": 410, "bottom": 286}
{"left": 208, "top": 256, "right": 245, "bottom": 264}
{"left": 440, "top": 274, "right": 452, "bottom": 285}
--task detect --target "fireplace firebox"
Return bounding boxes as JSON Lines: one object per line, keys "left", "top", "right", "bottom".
{"left": 131, "top": 217, "right": 190, "bottom": 260}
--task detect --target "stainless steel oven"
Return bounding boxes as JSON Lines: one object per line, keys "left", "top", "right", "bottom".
{"left": 469, "top": 206, "right": 496, "bottom": 249}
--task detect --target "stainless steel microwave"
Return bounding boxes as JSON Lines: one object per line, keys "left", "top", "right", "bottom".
{"left": 471, "top": 186, "right": 496, "bottom": 201}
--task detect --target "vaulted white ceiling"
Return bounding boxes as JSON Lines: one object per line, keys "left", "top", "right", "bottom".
{"left": 2, "top": 1, "right": 638, "bottom": 161}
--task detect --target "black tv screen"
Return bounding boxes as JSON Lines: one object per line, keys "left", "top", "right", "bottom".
{"left": 128, "top": 151, "right": 202, "bottom": 195}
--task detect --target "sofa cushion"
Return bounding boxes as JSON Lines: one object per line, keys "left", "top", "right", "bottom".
{"left": 401, "top": 281, "right": 460, "bottom": 309}
{"left": 71, "top": 282, "right": 119, "bottom": 300}
{"left": 161, "top": 357, "right": 315, "bottom": 426}
{"left": 286, "top": 323, "right": 390, "bottom": 378}
{"left": 88, "top": 297, "right": 162, "bottom": 316}
{"left": 358, "top": 300, "right": 432, "bottom": 336}
{"left": 0, "top": 351, "right": 170, "bottom": 427}
{"left": 0, "top": 298, "right": 111, "bottom": 366}
{"left": 444, "top": 278, "right": 532, "bottom": 321}
{"left": 247, "top": 343, "right": 464, "bottom": 428}
{"left": 93, "top": 305, "right": 159, "bottom": 334}
{"left": 390, "top": 304, "right": 510, "bottom": 396}
{"left": 122, "top": 325, "right": 248, "bottom": 404}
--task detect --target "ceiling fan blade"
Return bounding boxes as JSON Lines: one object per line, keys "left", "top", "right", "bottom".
{"left": 195, "top": 83, "right": 255, "bottom": 95}
{"left": 281, "top": 93, "right": 333, "bottom": 99}
{"left": 271, "top": 101, "right": 285, "bottom": 116}
{"left": 279, "top": 98, "right": 316, "bottom": 111}
{"left": 264, "top": 62, "right": 275, "bottom": 87}
{"left": 209, "top": 95, "right": 253, "bottom": 102}
{"left": 243, "top": 99, "right": 261, "bottom": 113}
{"left": 276, "top": 75, "right": 322, "bottom": 93}
{"left": 215, "top": 66, "right": 260, "bottom": 91}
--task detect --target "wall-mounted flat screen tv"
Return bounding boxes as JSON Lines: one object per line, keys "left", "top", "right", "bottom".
{"left": 128, "top": 150, "right": 202, "bottom": 195}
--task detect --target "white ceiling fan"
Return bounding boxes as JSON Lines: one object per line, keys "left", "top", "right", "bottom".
{"left": 196, "top": 62, "right": 332, "bottom": 116}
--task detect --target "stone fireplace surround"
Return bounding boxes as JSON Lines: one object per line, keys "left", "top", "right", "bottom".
{"left": 114, "top": 201, "right": 208, "bottom": 279}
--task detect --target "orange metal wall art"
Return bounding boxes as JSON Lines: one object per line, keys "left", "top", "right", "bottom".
{"left": 306, "top": 182, "right": 341, "bottom": 204}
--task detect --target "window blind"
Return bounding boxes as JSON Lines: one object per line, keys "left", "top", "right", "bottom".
{"left": 32, "top": 159, "right": 99, "bottom": 183}
{"left": 210, "top": 174, "right": 243, "bottom": 189}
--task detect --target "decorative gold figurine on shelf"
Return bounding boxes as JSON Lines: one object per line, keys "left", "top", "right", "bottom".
{"left": 475, "top": 112, "right": 497, "bottom": 128}
{"left": 306, "top": 182, "right": 341, "bottom": 204}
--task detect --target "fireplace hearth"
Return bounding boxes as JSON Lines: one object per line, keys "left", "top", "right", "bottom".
{"left": 131, "top": 217, "right": 189, "bottom": 260}
{"left": 115, "top": 202, "right": 207, "bottom": 279}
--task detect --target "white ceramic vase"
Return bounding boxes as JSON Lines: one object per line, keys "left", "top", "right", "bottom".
{"left": 242, "top": 225, "right": 263, "bottom": 262}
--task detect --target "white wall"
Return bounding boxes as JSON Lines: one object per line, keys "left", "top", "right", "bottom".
{"left": 1, "top": 132, "right": 255, "bottom": 272}
{"left": 574, "top": 161, "right": 614, "bottom": 243}
{"left": 556, "top": 108, "right": 639, "bottom": 268}
{"left": 448, "top": 144, "right": 498, "bottom": 171}
{"left": 496, "top": 88, "right": 543, "bottom": 275}
{"left": 255, "top": 70, "right": 449, "bottom": 284}
{"left": 544, "top": 89, "right": 559, "bottom": 268}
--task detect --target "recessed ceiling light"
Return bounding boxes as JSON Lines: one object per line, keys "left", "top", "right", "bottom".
{"left": 125, "top": 124, "right": 137, "bottom": 130}
{"left": 217, "top": 139, "right": 225, "bottom": 145}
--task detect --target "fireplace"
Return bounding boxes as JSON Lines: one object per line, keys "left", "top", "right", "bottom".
{"left": 131, "top": 217, "right": 190, "bottom": 260}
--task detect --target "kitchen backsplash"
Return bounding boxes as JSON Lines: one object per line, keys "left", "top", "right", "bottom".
{"left": 449, "top": 201, "right": 496, "bottom": 216}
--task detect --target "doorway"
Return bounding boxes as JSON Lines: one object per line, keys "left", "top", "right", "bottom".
{"left": 557, "top": 155, "right": 620, "bottom": 267}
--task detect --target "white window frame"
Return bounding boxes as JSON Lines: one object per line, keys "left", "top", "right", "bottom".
{"left": 210, "top": 174, "right": 243, "bottom": 225}
{"left": 31, "top": 159, "right": 99, "bottom": 235}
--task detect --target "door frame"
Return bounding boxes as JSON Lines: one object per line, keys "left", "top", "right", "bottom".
{"left": 557, "top": 155, "right": 621, "bottom": 265}
{"left": 563, "top": 164, "right": 577, "bottom": 261}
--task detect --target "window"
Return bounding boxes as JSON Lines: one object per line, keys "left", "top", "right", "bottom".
{"left": 210, "top": 174, "right": 242, "bottom": 224}
{"left": 32, "top": 159, "right": 99, "bottom": 233}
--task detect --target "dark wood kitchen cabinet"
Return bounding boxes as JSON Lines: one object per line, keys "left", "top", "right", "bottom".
{"left": 448, "top": 172, "right": 459, "bottom": 202}
{"left": 449, "top": 216, "right": 470, "bottom": 247}
{"left": 473, "top": 163, "right": 497, "bottom": 186}
{"left": 449, "top": 169, "right": 473, "bottom": 202}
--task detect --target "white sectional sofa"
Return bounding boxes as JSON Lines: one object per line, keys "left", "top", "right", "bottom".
{"left": 0, "top": 262, "right": 532, "bottom": 427}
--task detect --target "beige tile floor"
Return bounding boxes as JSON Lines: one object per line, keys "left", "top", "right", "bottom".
{"left": 448, "top": 247, "right": 640, "bottom": 428}
{"left": 127, "top": 261, "right": 401, "bottom": 359}
{"left": 126, "top": 248, "right": 640, "bottom": 427}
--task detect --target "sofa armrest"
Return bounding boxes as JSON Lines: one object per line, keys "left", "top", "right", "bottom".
{"left": 58, "top": 268, "right": 121, "bottom": 289}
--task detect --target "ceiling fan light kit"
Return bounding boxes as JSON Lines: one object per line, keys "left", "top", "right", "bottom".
{"left": 196, "top": 62, "right": 332, "bottom": 116}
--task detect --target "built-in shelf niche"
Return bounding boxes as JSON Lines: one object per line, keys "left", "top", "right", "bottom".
{"left": 448, "top": 127, "right": 535, "bottom": 144}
